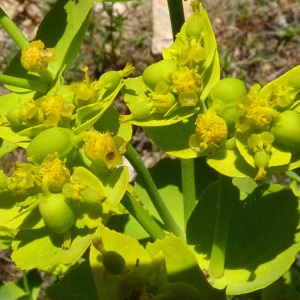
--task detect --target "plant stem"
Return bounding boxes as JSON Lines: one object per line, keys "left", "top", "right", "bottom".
{"left": 0, "top": 7, "right": 29, "bottom": 50}
{"left": 0, "top": 74, "right": 49, "bottom": 93}
{"left": 167, "top": 0, "right": 185, "bottom": 38}
{"left": 121, "top": 191, "right": 166, "bottom": 240}
{"left": 181, "top": 158, "right": 196, "bottom": 228}
{"left": 208, "top": 174, "right": 237, "bottom": 278}
{"left": 22, "top": 270, "right": 30, "bottom": 295}
{"left": 125, "top": 144, "right": 185, "bottom": 239}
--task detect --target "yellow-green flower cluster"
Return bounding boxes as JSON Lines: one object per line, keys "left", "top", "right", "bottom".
{"left": 15, "top": 93, "right": 75, "bottom": 127}
{"left": 21, "top": 40, "right": 56, "bottom": 72}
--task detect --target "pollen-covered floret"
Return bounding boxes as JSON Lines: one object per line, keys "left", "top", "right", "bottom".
{"left": 8, "top": 161, "right": 39, "bottom": 196}
{"left": 83, "top": 129, "right": 126, "bottom": 169}
{"left": 37, "top": 153, "right": 70, "bottom": 193}
{"left": 171, "top": 66, "right": 202, "bottom": 101}
{"left": 236, "top": 93, "right": 278, "bottom": 132}
{"left": 21, "top": 40, "right": 56, "bottom": 72}
{"left": 189, "top": 110, "right": 228, "bottom": 155}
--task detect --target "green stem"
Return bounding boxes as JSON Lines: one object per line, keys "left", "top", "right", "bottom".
{"left": 181, "top": 158, "right": 196, "bottom": 228}
{"left": 208, "top": 174, "right": 237, "bottom": 278}
{"left": 22, "top": 271, "right": 30, "bottom": 295}
{"left": 125, "top": 144, "right": 185, "bottom": 239}
{"left": 0, "top": 74, "right": 49, "bottom": 93}
{"left": 167, "top": 0, "right": 185, "bottom": 38}
{"left": 121, "top": 191, "right": 166, "bottom": 240}
{"left": 0, "top": 7, "right": 29, "bottom": 50}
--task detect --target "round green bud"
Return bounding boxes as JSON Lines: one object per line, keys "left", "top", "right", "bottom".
{"left": 270, "top": 110, "right": 300, "bottom": 150}
{"left": 6, "top": 108, "right": 23, "bottom": 127}
{"left": 102, "top": 250, "right": 126, "bottom": 275}
{"left": 178, "top": 91, "right": 199, "bottom": 107}
{"left": 207, "top": 78, "right": 247, "bottom": 134}
{"left": 254, "top": 151, "right": 270, "bottom": 169}
{"left": 143, "top": 60, "right": 178, "bottom": 91}
{"left": 131, "top": 101, "right": 154, "bottom": 120}
{"left": 186, "top": 16, "right": 203, "bottom": 39}
{"left": 39, "top": 193, "right": 76, "bottom": 234}
{"left": 99, "top": 70, "right": 121, "bottom": 92}
{"left": 27, "top": 127, "right": 75, "bottom": 164}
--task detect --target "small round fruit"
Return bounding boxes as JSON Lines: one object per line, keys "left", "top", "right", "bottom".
{"left": 39, "top": 193, "right": 76, "bottom": 234}
{"left": 102, "top": 250, "right": 126, "bottom": 275}
{"left": 143, "top": 60, "right": 178, "bottom": 91}
{"left": 270, "top": 110, "right": 300, "bottom": 150}
{"left": 27, "top": 127, "right": 75, "bottom": 164}
{"left": 99, "top": 71, "right": 121, "bottom": 91}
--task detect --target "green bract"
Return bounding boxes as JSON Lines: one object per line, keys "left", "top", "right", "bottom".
{"left": 38, "top": 193, "right": 76, "bottom": 234}
{"left": 26, "top": 127, "right": 75, "bottom": 163}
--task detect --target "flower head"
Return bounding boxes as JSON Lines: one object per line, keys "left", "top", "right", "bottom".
{"left": 236, "top": 92, "right": 278, "bottom": 132}
{"left": 8, "top": 162, "right": 39, "bottom": 196}
{"left": 21, "top": 40, "right": 56, "bottom": 72}
{"left": 83, "top": 129, "right": 126, "bottom": 169}
{"left": 171, "top": 66, "right": 202, "bottom": 102}
{"left": 189, "top": 111, "right": 228, "bottom": 154}
{"left": 37, "top": 153, "right": 70, "bottom": 193}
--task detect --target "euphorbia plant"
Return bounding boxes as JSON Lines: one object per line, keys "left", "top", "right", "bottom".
{"left": 1, "top": 0, "right": 300, "bottom": 299}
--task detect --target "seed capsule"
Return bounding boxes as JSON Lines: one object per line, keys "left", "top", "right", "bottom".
{"left": 26, "top": 127, "right": 75, "bottom": 164}
{"left": 102, "top": 250, "right": 126, "bottom": 275}
{"left": 143, "top": 60, "right": 178, "bottom": 91}
{"left": 39, "top": 193, "right": 76, "bottom": 234}
{"left": 270, "top": 110, "right": 300, "bottom": 150}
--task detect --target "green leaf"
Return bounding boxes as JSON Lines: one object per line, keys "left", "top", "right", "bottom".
{"left": 187, "top": 183, "right": 300, "bottom": 295}
{"left": 11, "top": 226, "right": 95, "bottom": 270}
{"left": 0, "top": 282, "right": 27, "bottom": 300}
{"left": 90, "top": 224, "right": 225, "bottom": 299}
{"left": 143, "top": 116, "right": 198, "bottom": 159}
{"left": 207, "top": 148, "right": 258, "bottom": 178}
{"left": 46, "top": 260, "right": 98, "bottom": 300}
{"left": 36, "top": 0, "right": 94, "bottom": 79}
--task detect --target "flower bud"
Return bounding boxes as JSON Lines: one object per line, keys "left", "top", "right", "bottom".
{"left": 26, "top": 127, "right": 75, "bottom": 164}
{"left": 143, "top": 60, "right": 178, "bottom": 91}
{"left": 270, "top": 110, "right": 300, "bottom": 150}
{"left": 39, "top": 193, "right": 76, "bottom": 234}
{"left": 6, "top": 108, "right": 23, "bottom": 127}
{"left": 131, "top": 101, "right": 154, "bottom": 120}
{"left": 102, "top": 251, "right": 126, "bottom": 275}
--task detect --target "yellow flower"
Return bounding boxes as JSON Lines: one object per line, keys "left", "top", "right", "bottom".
{"left": 171, "top": 66, "right": 202, "bottom": 102}
{"left": 189, "top": 111, "right": 228, "bottom": 154}
{"left": 18, "top": 99, "right": 43, "bottom": 126}
{"left": 83, "top": 129, "right": 126, "bottom": 169}
{"left": 70, "top": 67, "right": 99, "bottom": 106}
{"left": 37, "top": 153, "right": 70, "bottom": 193}
{"left": 236, "top": 94, "right": 278, "bottom": 132}
{"left": 36, "top": 94, "right": 75, "bottom": 127}
{"left": 8, "top": 162, "right": 39, "bottom": 196}
{"left": 21, "top": 40, "right": 56, "bottom": 72}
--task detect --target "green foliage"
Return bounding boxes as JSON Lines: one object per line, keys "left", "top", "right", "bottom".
{"left": 1, "top": 1, "right": 300, "bottom": 299}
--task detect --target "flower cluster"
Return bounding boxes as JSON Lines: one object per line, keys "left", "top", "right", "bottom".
{"left": 120, "top": 1, "right": 218, "bottom": 123}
